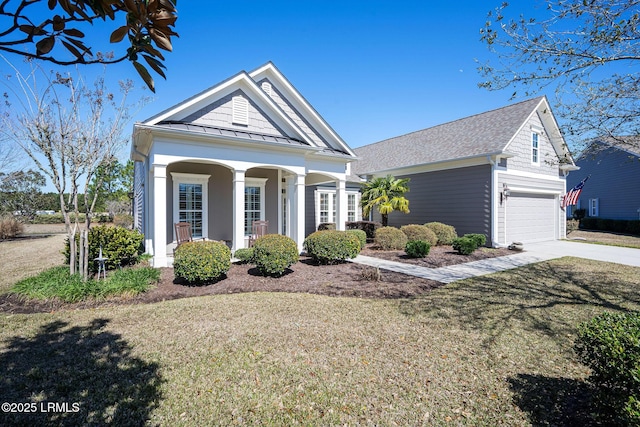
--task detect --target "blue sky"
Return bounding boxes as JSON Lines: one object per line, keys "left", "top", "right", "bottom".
{"left": 120, "top": 0, "right": 546, "bottom": 148}
{"left": 3, "top": 0, "right": 560, "bottom": 189}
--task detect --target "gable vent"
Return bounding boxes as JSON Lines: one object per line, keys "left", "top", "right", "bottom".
{"left": 261, "top": 81, "right": 272, "bottom": 96}
{"left": 232, "top": 95, "right": 249, "bottom": 125}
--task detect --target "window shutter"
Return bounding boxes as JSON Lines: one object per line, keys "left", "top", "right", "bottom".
{"left": 232, "top": 95, "right": 249, "bottom": 125}
{"left": 261, "top": 82, "right": 272, "bottom": 96}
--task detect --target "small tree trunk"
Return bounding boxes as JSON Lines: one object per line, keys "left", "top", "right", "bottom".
{"left": 79, "top": 230, "right": 85, "bottom": 280}
{"left": 381, "top": 214, "right": 388, "bottom": 227}
{"left": 83, "top": 230, "right": 89, "bottom": 281}
{"left": 69, "top": 233, "right": 76, "bottom": 275}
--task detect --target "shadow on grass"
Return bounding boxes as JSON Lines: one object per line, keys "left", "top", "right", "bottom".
{"left": 508, "top": 373, "right": 596, "bottom": 427}
{"left": 0, "top": 318, "right": 163, "bottom": 426}
{"left": 398, "top": 257, "right": 640, "bottom": 348}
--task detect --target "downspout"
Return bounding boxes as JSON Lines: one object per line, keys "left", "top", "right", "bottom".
{"left": 487, "top": 155, "right": 499, "bottom": 247}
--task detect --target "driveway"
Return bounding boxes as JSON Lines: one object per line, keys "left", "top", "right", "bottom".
{"left": 526, "top": 240, "right": 640, "bottom": 267}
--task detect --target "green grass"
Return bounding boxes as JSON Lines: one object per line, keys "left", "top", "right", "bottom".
{"left": 10, "top": 266, "right": 160, "bottom": 302}
{"left": 1, "top": 257, "right": 639, "bottom": 425}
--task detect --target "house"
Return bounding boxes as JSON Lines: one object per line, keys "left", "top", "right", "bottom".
{"left": 131, "top": 63, "right": 359, "bottom": 267}
{"left": 352, "top": 97, "right": 579, "bottom": 247}
{"left": 566, "top": 137, "right": 640, "bottom": 220}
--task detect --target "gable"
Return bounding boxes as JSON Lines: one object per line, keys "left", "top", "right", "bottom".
{"left": 256, "top": 77, "right": 329, "bottom": 148}
{"left": 181, "top": 89, "right": 287, "bottom": 138}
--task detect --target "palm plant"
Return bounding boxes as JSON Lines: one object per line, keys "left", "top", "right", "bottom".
{"left": 360, "top": 175, "right": 410, "bottom": 226}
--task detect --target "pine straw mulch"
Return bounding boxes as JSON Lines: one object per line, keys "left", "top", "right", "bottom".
{"left": 0, "top": 244, "right": 514, "bottom": 314}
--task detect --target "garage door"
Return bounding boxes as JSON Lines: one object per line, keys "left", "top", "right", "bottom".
{"left": 506, "top": 193, "right": 556, "bottom": 244}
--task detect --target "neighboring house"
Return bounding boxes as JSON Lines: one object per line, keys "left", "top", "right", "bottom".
{"left": 131, "top": 62, "right": 358, "bottom": 267}
{"left": 566, "top": 138, "right": 640, "bottom": 220}
{"left": 352, "top": 96, "right": 579, "bottom": 247}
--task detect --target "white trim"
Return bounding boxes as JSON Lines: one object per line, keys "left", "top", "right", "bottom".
{"left": 498, "top": 168, "right": 566, "bottom": 182}
{"left": 171, "top": 172, "right": 211, "bottom": 240}
{"left": 245, "top": 177, "right": 268, "bottom": 236}
{"left": 508, "top": 186, "right": 562, "bottom": 195}
{"left": 314, "top": 187, "right": 360, "bottom": 230}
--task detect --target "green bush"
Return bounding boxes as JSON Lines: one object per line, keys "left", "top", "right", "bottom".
{"left": 174, "top": 240, "right": 231, "bottom": 284}
{"left": 32, "top": 212, "right": 87, "bottom": 224}
{"left": 374, "top": 226, "right": 408, "bottom": 250}
{"left": 580, "top": 217, "right": 640, "bottom": 236}
{"left": 64, "top": 225, "right": 144, "bottom": 272}
{"left": 464, "top": 233, "right": 487, "bottom": 248}
{"left": 405, "top": 240, "right": 431, "bottom": 258}
{"left": 318, "top": 222, "right": 336, "bottom": 231}
{"left": 400, "top": 224, "right": 438, "bottom": 246}
{"left": 234, "top": 247, "right": 254, "bottom": 264}
{"left": 303, "top": 230, "right": 361, "bottom": 264}
{"left": 452, "top": 237, "right": 477, "bottom": 255}
{"left": 424, "top": 222, "right": 458, "bottom": 245}
{"left": 253, "top": 234, "right": 299, "bottom": 277}
{"left": 346, "top": 229, "right": 367, "bottom": 250}
{"left": 575, "top": 311, "right": 640, "bottom": 425}
{"left": 346, "top": 221, "right": 381, "bottom": 239}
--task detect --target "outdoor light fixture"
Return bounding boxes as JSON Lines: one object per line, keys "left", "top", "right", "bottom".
{"left": 501, "top": 183, "right": 511, "bottom": 204}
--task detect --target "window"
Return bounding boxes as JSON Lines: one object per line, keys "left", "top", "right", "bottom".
{"left": 171, "top": 173, "right": 210, "bottom": 239}
{"left": 316, "top": 190, "right": 360, "bottom": 228}
{"left": 245, "top": 178, "right": 267, "bottom": 235}
{"left": 589, "top": 198, "right": 599, "bottom": 217}
{"left": 531, "top": 132, "right": 540, "bottom": 165}
{"left": 232, "top": 95, "right": 249, "bottom": 125}
{"left": 348, "top": 194, "right": 357, "bottom": 222}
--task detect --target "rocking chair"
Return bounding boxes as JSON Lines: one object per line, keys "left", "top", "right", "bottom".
{"left": 248, "top": 220, "right": 269, "bottom": 247}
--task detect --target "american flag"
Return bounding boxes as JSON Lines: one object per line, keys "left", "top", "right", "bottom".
{"left": 562, "top": 176, "right": 589, "bottom": 208}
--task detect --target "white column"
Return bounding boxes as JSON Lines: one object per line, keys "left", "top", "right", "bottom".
{"left": 152, "top": 164, "right": 167, "bottom": 267}
{"left": 294, "top": 174, "right": 306, "bottom": 252}
{"left": 336, "top": 179, "right": 347, "bottom": 231}
{"left": 232, "top": 169, "right": 246, "bottom": 252}
{"left": 286, "top": 175, "right": 295, "bottom": 239}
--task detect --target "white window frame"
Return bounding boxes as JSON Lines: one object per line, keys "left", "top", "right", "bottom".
{"left": 315, "top": 189, "right": 360, "bottom": 229}
{"left": 531, "top": 131, "right": 540, "bottom": 165}
{"left": 171, "top": 172, "right": 210, "bottom": 240}
{"left": 245, "top": 177, "right": 267, "bottom": 236}
{"left": 589, "top": 198, "right": 599, "bottom": 217}
{"left": 232, "top": 95, "right": 249, "bottom": 125}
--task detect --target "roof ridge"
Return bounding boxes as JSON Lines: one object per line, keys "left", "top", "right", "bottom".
{"left": 356, "top": 96, "right": 545, "bottom": 150}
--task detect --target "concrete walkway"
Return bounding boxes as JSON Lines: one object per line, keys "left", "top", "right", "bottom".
{"left": 350, "top": 240, "right": 640, "bottom": 284}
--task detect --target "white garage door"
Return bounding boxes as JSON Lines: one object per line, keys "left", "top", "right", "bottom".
{"left": 506, "top": 193, "right": 556, "bottom": 243}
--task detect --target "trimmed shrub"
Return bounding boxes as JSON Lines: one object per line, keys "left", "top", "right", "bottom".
{"left": 575, "top": 311, "right": 640, "bottom": 425}
{"left": 424, "top": 222, "right": 458, "bottom": 245}
{"left": 318, "top": 222, "right": 336, "bottom": 231}
{"left": 405, "top": 240, "right": 430, "bottom": 258}
{"left": 304, "top": 230, "right": 361, "bottom": 264}
{"left": 374, "top": 226, "right": 408, "bottom": 250}
{"left": 0, "top": 215, "right": 24, "bottom": 240}
{"left": 346, "top": 229, "right": 367, "bottom": 250}
{"left": 32, "top": 212, "right": 86, "bottom": 224}
{"left": 452, "top": 237, "right": 477, "bottom": 255}
{"left": 174, "top": 240, "right": 231, "bottom": 284}
{"left": 580, "top": 217, "right": 640, "bottom": 236}
{"left": 346, "top": 221, "right": 381, "bottom": 239}
{"left": 253, "top": 234, "right": 299, "bottom": 277}
{"left": 234, "top": 247, "right": 254, "bottom": 264}
{"left": 64, "top": 225, "right": 145, "bottom": 272}
{"left": 400, "top": 224, "right": 438, "bottom": 246}
{"left": 464, "top": 233, "right": 487, "bottom": 248}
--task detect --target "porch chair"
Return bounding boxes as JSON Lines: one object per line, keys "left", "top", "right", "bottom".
{"left": 173, "top": 222, "right": 204, "bottom": 254}
{"left": 248, "top": 220, "right": 269, "bottom": 247}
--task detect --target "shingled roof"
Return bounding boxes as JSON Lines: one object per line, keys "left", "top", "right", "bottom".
{"left": 352, "top": 97, "right": 546, "bottom": 175}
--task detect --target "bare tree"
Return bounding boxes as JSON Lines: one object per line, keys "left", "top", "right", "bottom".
{"left": 479, "top": 0, "right": 640, "bottom": 151}
{"left": 0, "top": 61, "right": 146, "bottom": 276}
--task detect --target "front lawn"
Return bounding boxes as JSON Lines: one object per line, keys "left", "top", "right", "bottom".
{"left": 1, "top": 257, "right": 639, "bottom": 425}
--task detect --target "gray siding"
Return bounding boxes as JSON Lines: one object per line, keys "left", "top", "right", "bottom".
{"left": 568, "top": 146, "right": 640, "bottom": 220}
{"left": 384, "top": 165, "right": 492, "bottom": 244}
{"left": 504, "top": 111, "right": 560, "bottom": 176}
{"left": 182, "top": 89, "right": 286, "bottom": 136}
{"left": 133, "top": 161, "right": 145, "bottom": 233}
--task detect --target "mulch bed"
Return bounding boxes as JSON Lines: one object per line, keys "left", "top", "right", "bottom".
{"left": 0, "top": 245, "right": 515, "bottom": 314}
